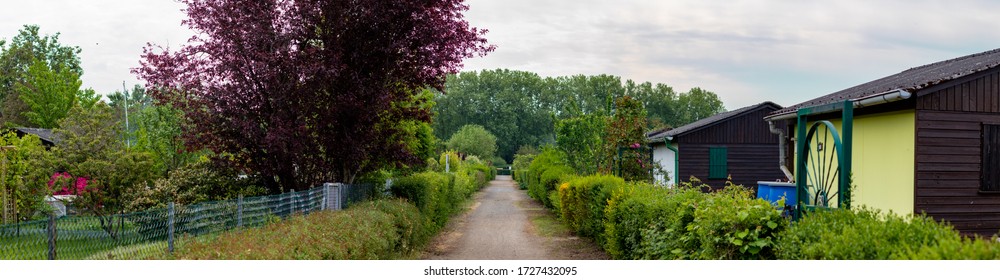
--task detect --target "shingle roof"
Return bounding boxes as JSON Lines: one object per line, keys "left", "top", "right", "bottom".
{"left": 14, "top": 127, "right": 58, "bottom": 145}
{"left": 769, "top": 48, "right": 1000, "bottom": 117}
{"left": 647, "top": 101, "right": 782, "bottom": 141}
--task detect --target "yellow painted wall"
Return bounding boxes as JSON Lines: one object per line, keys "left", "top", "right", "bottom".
{"left": 796, "top": 110, "right": 915, "bottom": 215}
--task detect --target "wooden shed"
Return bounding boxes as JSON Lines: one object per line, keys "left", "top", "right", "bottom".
{"left": 765, "top": 48, "right": 1000, "bottom": 236}
{"left": 648, "top": 101, "right": 786, "bottom": 189}
{"left": 12, "top": 127, "right": 58, "bottom": 146}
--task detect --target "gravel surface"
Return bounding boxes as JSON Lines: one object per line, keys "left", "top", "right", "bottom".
{"left": 423, "top": 175, "right": 548, "bottom": 259}
{"left": 422, "top": 175, "right": 608, "bottom": 260}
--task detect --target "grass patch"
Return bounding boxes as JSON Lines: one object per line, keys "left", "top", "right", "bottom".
{"left": 531, "top": 214, "right": 573, "bottom": 238}
{"left": 171, "top": 199, "right": 428, "bottom": 260}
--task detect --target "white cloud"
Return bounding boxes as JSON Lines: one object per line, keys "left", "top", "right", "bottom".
{"left": 0, "top": 0, "right": 192, "bottom": 96}
{"left": 462, "top": 0, "right": 1000, "bottom": 109}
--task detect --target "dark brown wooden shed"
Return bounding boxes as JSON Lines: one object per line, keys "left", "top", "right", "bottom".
{"left": 648, "top": 101, "right": 786, "bottom": 189}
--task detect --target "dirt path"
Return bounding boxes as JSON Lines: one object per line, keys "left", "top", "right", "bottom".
{"left": 421, "top": 175, "right": 607, "bottom": 260}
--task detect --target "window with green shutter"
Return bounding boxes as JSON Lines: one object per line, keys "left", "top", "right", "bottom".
{"left": 709, "top": 147, "right": 728, "bottom": 179}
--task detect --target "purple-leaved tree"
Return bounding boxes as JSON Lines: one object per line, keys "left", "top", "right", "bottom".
{"left": 135, "top": 0, "right": 492, "bottom": 192}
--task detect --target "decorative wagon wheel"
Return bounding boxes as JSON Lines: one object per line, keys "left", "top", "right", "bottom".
{"left": 800, "top": 121, "right": 844, "bottom": 208}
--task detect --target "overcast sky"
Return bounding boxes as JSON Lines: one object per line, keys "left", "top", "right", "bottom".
{"left": 3, "top": 0, "right": 1000, "bottom": 110}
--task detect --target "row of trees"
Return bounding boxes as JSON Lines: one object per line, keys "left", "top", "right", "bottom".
{"left": 432, "top": 69, "right": 726, "bottom": 162}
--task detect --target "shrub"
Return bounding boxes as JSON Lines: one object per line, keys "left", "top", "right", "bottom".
{"left": 558, "top": 175, "right": 625, "bottom": 243}
{"left": 605, "top": 184, "right": 702, "bottom": 259}
{"left": 686, "top": 185, "right": 787, "bottom": 259}
{"left": 490, "top": 156, "right": 507, "bottom": 168}
{"left": 439, "top": 151, "right": 462, "bottom": 172}
{"left": 523, "top": 148, "right": 572, "bottom": 207}
{"left": 898, "top": 236, "right": 1000, "bottom": 260}
{"left": 512, "top": 153, "right": 535, "bottom": 188}
{"left": 464, "top": 160, "right": 495, "bottom": 182}
{"left": 548, "top": 190, "right": 562, "bottom": 217}
{"left": 127, "top": 160, "right": 267, "bottom": 211}
{"left": 390, "top": 171, "right": 453, "bottom": 232}
{"left": 597, "top": 179, "right": 785, "bottom": 260}
{"left": 536, "top": 165, "right": 573, "bottom": 208}
{"left": 174, "top": 199, "right": 424, "bottom": 259}
{"left": 775, "top": 207, "right": 970, "bottom": 260}
{"left": 445, "top": 124, "right": 498, "bottom": 160}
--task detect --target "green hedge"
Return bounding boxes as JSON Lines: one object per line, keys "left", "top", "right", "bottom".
{"left": 523, "top": 149, "right": 574, "bottom": 208}
{"left": 558, "top": 175, "right": 625, "bottom": 245}
{"left": 174, "top": 199, "right": 426, "bottom": 259}
{"left": 604, "top": 183, "right": 702, "bottom": 259}
{"left": 550, "top": 175, "right": 1000, "bottom": 260}
{"left": 174, "top": 153, "right": 496, "bottom": 260}
{"left": 390, "top": 157, "right": 492, "bottom": 234}
{"left": 776, "top": 207, "right": 1000, "bottom": 259}
{"left": 390, "top": 171, "right": 454, "bottom": 232}
{"left": 599, "top": 181, "right": 786, "bottom": 259}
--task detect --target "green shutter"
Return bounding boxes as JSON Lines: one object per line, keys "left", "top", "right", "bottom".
{"left": 709, "top": 147, "right": 728, "bottom": 179}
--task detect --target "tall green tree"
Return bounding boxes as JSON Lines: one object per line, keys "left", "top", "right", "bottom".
{"left": 433, "top": 69, "right": 726, "bottom": 162}
{"left": 555, "top": 114, "right": 605, "bottom": 175}
{"left": 0, "top": 25, "right": 84, "bottom": 128}
{"left": 435, "top": 69, "right": 553, "bottom": 163}
{"left": 676, "top": 87, "right": 725, "bottom": 125}
{"left": 601, "top": 96, "right": 654, "bottom": 182}
{"left": 109, "top": 85, "right": 199, "bottom": 177}
{"left": 0, "top": 132, "right": 50, "bottom": 223}
{"left": 15, "top": 59, "right": 82, "bottom": 128}
{"left": 136, "top": 0, "right": 493, "bottom": 192}
{"left": 446, "top": 124, "right": 498, "bottom": 160}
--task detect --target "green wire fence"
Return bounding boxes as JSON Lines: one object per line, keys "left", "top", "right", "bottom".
{"left": 0, "top": 183, "right": 377, "bottom": 260}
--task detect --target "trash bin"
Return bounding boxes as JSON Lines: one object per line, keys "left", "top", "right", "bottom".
{"left": 755, "top": 181, "right": 772, "bottom": 201}
{"left": 768, "top": 182, "right": 797, "bottom": 207}
{"left": 757, "top": 181, "right": 796, "bottom": 207}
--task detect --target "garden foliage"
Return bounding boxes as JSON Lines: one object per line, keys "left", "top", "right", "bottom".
{"left": 390, "top": 154, "right": 492, "bottom": 235}
{"left": 521, "top": 148, "right": 573, "bottom": 208}
{"left": 177, "top": 152, "right": 494, "bottom": 260}
{"left": 537, "top": 172, "right": 1000, "bottom": 260}
{"left": 775, "top": 207, "right": 1000, "bottom": 260}
{"left": 555, "top": 176, "right": 786, "bottom": 259}
{"left": 136, "top": 0, "right": 493, "bottom": 191}
{"left": 175, "top": 199, "right": 428, "bottom": 260}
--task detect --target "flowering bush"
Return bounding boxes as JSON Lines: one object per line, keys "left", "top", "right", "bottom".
{"left": 49, "top": 172, "right": 91, "bottom": 195}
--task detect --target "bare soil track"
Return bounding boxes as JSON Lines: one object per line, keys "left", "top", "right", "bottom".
{"left": 421, "top": 175, "right": 608, "bottom": 260}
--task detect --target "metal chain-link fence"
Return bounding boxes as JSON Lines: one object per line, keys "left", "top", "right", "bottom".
{"left": 0, "top": 183, "right": 377, "bottom": 260}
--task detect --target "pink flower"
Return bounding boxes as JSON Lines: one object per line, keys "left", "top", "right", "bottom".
{"left": 630, "top": 143, "right": 641, "bottom": 149}
{"left": 49, "top": 172, "right": 91, "bottom": 195}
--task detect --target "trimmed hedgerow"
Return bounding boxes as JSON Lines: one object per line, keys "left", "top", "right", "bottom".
{"left": 537, "top": 172, "right": 1000, "bottom": 259}
{"left": 390, "top": 171, "right": 454, "bottom": 232}
{"left": 601, "top": 181, "right": 786, "bottom": 260}
{"left": 522, "top": 149, "right": 574, "bottom": 208}
{"left": 558, "top": 175, "right": 625, "bottom": 244}
{"left": 548, "top": 175, "right": 787, "bottom": 260}
{"left": 774, "top": 206, "right": 995, "bottom": 260}
{"left": 604, "top": 183, "right": 702, "bottom": 259}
